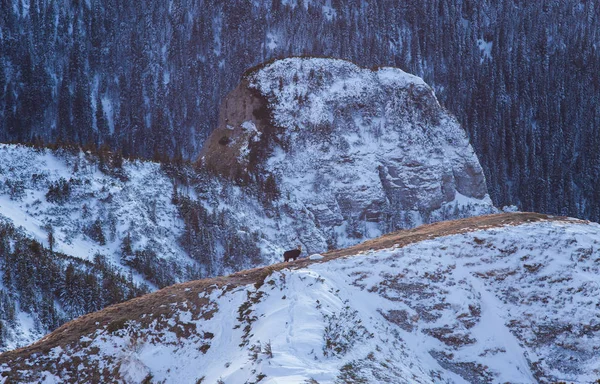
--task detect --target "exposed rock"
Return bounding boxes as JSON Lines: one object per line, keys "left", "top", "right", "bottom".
{"left": 201, "top": 57, "right": 495, "bottom": 235}
{"left": 199, "top": 79, "right": 272, "bottom": 178}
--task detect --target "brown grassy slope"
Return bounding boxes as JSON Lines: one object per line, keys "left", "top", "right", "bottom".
{"left": 0, "top": 212, "right": 583, "bottom": 364}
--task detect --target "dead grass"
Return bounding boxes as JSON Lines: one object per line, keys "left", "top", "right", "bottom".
{"left": 0, "top": 212, "right": 582, "bottom": 369}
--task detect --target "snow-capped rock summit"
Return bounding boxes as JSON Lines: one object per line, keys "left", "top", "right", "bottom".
{"left": 201, "top": 58, "right": 495, "bottom": 240}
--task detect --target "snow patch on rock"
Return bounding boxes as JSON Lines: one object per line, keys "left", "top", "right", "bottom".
{"left": 245, "top": 57, "right": 496, "bottom": 238}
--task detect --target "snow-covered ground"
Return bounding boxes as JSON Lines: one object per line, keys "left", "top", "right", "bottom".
{"left": 0, "top": 144, "right": 193, "bottom": 282}
{"left": 0, "top": 60, "right": 497, "bottom": 283}
{"left": 0, "top": 139, "right": 491, "bottom": 353}
{"left": 0, "top": 59, "right": 498, "bottom": 354}
{"left": 4, "top": 218, "right": 599, "bottom": 383}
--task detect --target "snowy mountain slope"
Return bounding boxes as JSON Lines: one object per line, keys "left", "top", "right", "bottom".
{"left": 0, "top": 59, "right": 496, "bottom": 284}
{"left": 0, "top": 218, "right": 144, "bottom": 352}
{"left": 3, "top": 0, "right": 599, "bottom": 229}
{"left": 0, "top": 144, "right": 192, "bottom": 350}
{"left": 0, "top": 144, "right": 194, "bottom": 281}
{"left": 0, "top": 58, "right": 497, "bottom": 353}
{"left": 201, "top": 58, "right": 496, "bottom": 251}
{"left": 2, "top": 213, "right": 599, "bottom": 383}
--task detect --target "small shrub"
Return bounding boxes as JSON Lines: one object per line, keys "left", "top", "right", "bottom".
{"left": 106, "top": 318, "right": 128, "bottom": 334}
{"left": 218, "top": 136, "right": 230, "bottom": 145}
{"left": 199, "top": 344, "right": 210, "bottom": 354}
{"left": 249, "top": 342, "right": 261, "bottom": 362}
{"left": 5, "top": 180, "right": 25, "bottom": 200}
{"left": 84, "top": 219, "right": 106, "bottom": 245}
{"left": 323, "top": 307, "right": 373, "bottom": 357}
{"left": 336, "top": 362, "right": 367, "bottom": 384}
{"left": 263, "top": 340, "right": 273, "bottom": 358}
{"left": 45, "top": 178, "right": 71, "bottom": 204}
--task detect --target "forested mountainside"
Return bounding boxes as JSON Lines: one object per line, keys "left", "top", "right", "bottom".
{"left": 3, "top": 213, "right": 599, "bottom": 383}
{"left": 0, "top": 217, "right": 145, "bottom": 351}
{"left": 0, "top": 58, "right": 495, "bottom": 350}
{"left": 0, "top": 142, "right": 277, "bottom": 350}
{"left": 1, "top": 0, "right": 599, "bottom": 221}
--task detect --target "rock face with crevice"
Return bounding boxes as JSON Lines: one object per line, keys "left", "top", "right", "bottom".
{"left": 199, "top": 79, "right": 272, "bottom": 178}
{"left": 201, "top": 57, "right": 495, "bottom": 240}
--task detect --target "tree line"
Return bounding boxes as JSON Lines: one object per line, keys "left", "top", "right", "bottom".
{"left": 1, "top": 0, "right": 599, "bottom": 220}
{"left": 0, "top": 220, "right": 146, "bottom": 349}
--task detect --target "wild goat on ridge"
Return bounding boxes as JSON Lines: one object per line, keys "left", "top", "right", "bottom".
{"left": 283, "top": 245, "right": 302, "bottom": 262}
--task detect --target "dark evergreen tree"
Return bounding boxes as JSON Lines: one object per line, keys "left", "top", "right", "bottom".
{"left": 95, "top": 93, "right": 109, "bottom": 143}
{"left": 121, "top": 232, "right": 133, "bottom": 261}
{"left": 47, "top": 225, "right": 55, "bottom": 253}
{"left": 0, "top": 220, "right": 147, "bottom": 346}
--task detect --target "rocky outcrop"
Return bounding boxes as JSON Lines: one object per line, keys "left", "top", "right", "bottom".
{"left": 199, "top": 79, "right": 272, "bottom": 178}
{"left": 201, "top": 58, "right": 495, "bottom": 240}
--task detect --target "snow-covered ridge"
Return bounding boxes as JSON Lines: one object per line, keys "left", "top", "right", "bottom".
{"left": 0, "top": 59, "right": 495, "bottom": 353}
{"left": 2, "top": 214, "right": 598, "bottom": 383}
{"left": 0, "top": 138, "right": 484, "bottom": 353}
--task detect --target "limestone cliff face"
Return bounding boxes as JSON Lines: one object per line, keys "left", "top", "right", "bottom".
{"left": 199, "top": 79, "right": 271, "bottom": 178}
{"left": 201, "top": 57, "right": 495, "bottom": 247}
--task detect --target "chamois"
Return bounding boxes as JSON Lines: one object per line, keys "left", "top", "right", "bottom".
{"left": 283, "top": 245, "right": 302, "bottom": 262}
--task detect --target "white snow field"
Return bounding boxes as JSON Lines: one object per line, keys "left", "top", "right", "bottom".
{"left": 0, "top": 143, "right": 191, "bottom": 277}
{"left": 2, "top": 216, "right": 599, "bottom": 383}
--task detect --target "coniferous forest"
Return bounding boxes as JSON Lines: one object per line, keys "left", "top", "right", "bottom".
{"left": 0, "top": 220, "right": 145, "bottom": 348}
{"left": 1, "top": 0, "right": 599, "bottom": 219}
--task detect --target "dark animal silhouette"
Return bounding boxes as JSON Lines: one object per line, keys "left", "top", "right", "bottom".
{"left": 283, "top": 245, "right": 302, "bottom": 262}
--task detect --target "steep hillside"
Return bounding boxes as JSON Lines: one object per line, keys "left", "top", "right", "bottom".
{"left": 2, "top": 0, "right": 599, "bottom": 223}
{"left": 0, "top": 55, "right": 496, "bottom": 356}
{"left": 0, "top": 144, "right": 192, "bottom": 350}
{"left": 201, "top": 58, "right": 495, "bottom": 241}
{"left": 0, "top": 144, "right": 197, "bottom": 284}
{"left": 0, "top": 218, "right": 143, "bottom": 351}
{"left": 0, "top": 59, "right": 498, "bottom": 351}
{"left": 0, "top": 144, "right": 257, "bottom": 350}
{"left": 2, "top": 213, "right": 598, "bottom": 383}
